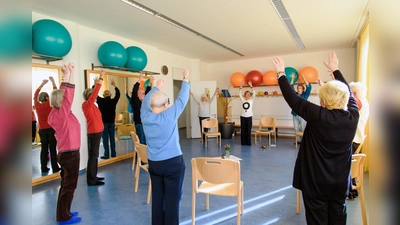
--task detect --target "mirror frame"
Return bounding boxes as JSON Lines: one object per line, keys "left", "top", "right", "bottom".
{"left": 32, "top": 68, "right": 152, "bottom": 186}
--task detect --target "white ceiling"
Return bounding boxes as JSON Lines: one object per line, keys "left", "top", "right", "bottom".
{"left": 32, "top": 0, "right": 369, "bottom": 63}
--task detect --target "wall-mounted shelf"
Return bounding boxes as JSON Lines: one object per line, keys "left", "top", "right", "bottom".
{"left": 91, "top": 63, "right": 160, "bottom": 75}
{"left": 32, "top": 53, "right": 63, "bottom": 64}
{"left": 231, "top": 81, "right": 319, "bottom": 88}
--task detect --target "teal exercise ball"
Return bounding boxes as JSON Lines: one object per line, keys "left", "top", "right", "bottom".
{"left": 0, "top": 16, "right": 30, "bottom": 60}
{"left": 284, "top": 67, "right": 298, "bottom": 84}
{"left": 32, "top": 19, "right": 72, "bottom": 57}
{"left": 97, "top": 41, "right": 128, "bottom": 67}
{"left": 125, "top": 46, "right": 147, "bottom": 71}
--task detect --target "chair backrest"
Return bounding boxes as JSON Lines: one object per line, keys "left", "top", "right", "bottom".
{"left": 354, "top": 135, "right": 367, "bottom": 154}
{"left": 258, "top": 117, "right": 276, "bottom": 130}
{"left": 191, "top": 157, "right": 240, "bottom": 195}
{"left": 351, "top": 154, "right": 366, "bottom": 190}
{"left": 130, "top": 131, "right": 140, "bottom": 145}
{"left": 136, "top": 143, "right": 148, "bottom": 164}
{"left": 201, "top": 118, "right": 219, "bottom": 132}
{"left": 115, "top": 113, "right": 124, "bottom": 124}
{"left": 118, "top": 124, "right": 136, "bottom": 137}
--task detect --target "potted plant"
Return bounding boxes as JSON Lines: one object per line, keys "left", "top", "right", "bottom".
{"left": 224, "top": 144, "right": 232, "bottom": 158}
{"left": 218, "top": 85, "right": 235, "bottom": 139}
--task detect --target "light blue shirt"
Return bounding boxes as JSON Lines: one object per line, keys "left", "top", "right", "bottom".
{"left": 141, "top": 82, "right": 190, "bottom": 161}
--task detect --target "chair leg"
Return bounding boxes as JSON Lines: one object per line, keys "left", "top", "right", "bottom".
{"left": 254, "top": 134, "right": 257, "bottom": 144}
{"left": 274, "top": 132, "right": 277, "bottom": 145}
{"left": 295, "top": 135, "right": 298, "bottom": 148}
{"left": 359, "top": 187, "right": 368, "bottom": 225}
{"left": 146, "top": 177, "right": 152, "bottom": 204}
{"left": 296, "top": 189, "right": 301, "bottom": 214}
{"left": 237, "top": 194, "right": 241, "bottom": 225}
{"left": 192, "top": 192, "right": 196, "bottom": 225}
{"left": 206, "top": 194, "right": 209, "bottom": 210}
{"left": 205, "top": 136, "right": 208, "bottom": 148}
{"left": 117, "top": 141, "right": 121, "bottom": 156}
{"left": 132, "top": 150, "right": 136, "bottom": 171}
{"left": 134, "top": 166, "right": 141, "bottom": 192}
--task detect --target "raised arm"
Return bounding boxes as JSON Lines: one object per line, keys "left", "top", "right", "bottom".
{"left": 167, "top": 70, "right": 190, "bottom": 119}
{"left": 190, "top": 91, "right": 200, "bottom": 104}
{"left": 88, "top": 70, "right": 104, "bottom": 105}
{"left": 239, "top": 81, "right": 244, "bottom": 101}
{"left": 248, "top": 81, "right": 255, "bottom": 100}
{"left": 58, "top": 63, "right": 76, "bottom": 115}
{"left": 145, "top": 75, "right": 153, "bottom": 94}
{"left": 34, "top": 79, "right": 49, "bottom": 103}
{"left": 209, "top": 87, "right": 219, "bottom": 103}
{"left": 49, "top": 76, "right": 58, "bottom": 89}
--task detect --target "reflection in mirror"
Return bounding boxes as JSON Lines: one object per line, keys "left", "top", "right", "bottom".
{"left": 32, "top": 68, "right": 152, "bottom": 186}
{"left": 32, "top": 63, "right": 62, "bottom": 181}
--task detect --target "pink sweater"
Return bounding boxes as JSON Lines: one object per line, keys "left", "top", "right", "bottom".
{"left": 48, "top": 82, "right": 81, "bottom": 151}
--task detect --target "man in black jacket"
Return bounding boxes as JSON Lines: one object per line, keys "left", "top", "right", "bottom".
{"left": 130, "top": 73, "right": 153, "bottom": 144}
{"left": 97, "top": 78, "right": 120, "bottom": 159}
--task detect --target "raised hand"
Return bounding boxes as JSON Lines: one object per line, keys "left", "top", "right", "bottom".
{"left": 41, "top": 79, "right": 49, "bottom": 85}
{"left": 156, "top": 78, "right": 165, "bottom": 90}
{"left": 110, "top": 78, "right": 116, "bottom": 87}
{"left": 329, "top": 73, "right": 335, "bottom": 80}
{"left": 323, "top": 52, "right": 339, "bottom": 72}
{"left": 49, "top": 76, "right": 55, "bottom": 83}
{"left": 61, "top": 64, "right": 68, "bottom": 77}
{"left": 150, "top": 75, "right": 155, "bottom": 84}
{"left": 100, "top": 70, "right": 105, "bottom": 79}
{"left": 248, "top": 80, "right": 253, "bottom": 87}
{"left": 272, "top": 56, "right": 285, "bottom": 72}
{"left": 317, "top": 78, "right": 324, "bottom": 87}
{"left": 182, "top": 69, "right": 189, "bottom": 77}
{"left": 291, "top": 73, "right": 296, "bottom": 80}
{"left": 215, "top": 87, "right": 220, "bottom": 93}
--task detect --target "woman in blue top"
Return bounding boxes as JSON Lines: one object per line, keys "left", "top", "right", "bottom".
{"left": 141, "top": 70, "right": 190, "bottom": 225}
{"left": 290, "top": 73, "right": 312, "bottom": 144}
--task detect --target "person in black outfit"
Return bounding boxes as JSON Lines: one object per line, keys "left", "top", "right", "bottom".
{"left": 130, "top": 73, "right": 153, "bottom": 144}
{"left": 97, "top": 79, "right": 120, "bottom": 159}
{"left": 273, "top": 52, "right": 359, "bottom": 225}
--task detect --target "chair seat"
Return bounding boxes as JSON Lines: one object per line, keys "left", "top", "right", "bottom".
{"left": 198, "top": 181, "right": 242, "bottom": 197}
{"left": 204, "top": 132, "right": 221, "bottom": 136}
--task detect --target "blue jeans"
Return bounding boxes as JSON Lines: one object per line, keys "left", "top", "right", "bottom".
{"left": 135, "top": 124, "right": 146, "bottom": 144}
{"left": 102, "top": 123, "right": 116, "bottom": 157}
{"left": 293, "top": 115, "right": 306, "bottom": 142}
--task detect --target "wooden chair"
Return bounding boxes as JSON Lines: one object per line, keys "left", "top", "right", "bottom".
{"left": 295, "top": 132, "right": 303, "bottom": 148}
{"left": 296, "top": 189, "right": 301, "bottom": 214}
{"left": 254, "top": 117, "right": 276, "bottom": 146}
{"left": 351, "top": 154, "right": 368, "bottom": 225}
{"left": 115, "top": 123, "right": 136, "bottom": 155}
{"left": 134, "top": 143, "right": 152, "bottom": 204}
{"left": 201, "top": 118, "right": 221, "bottom": 148}
{"left": 354, "top": 135, "right": 367, "bottom": 154}
{"left": 130, "top": 131, "right": 140, "bottom": 171}
{"left": 191, "top": 157, "right": 244, "bottom": 225}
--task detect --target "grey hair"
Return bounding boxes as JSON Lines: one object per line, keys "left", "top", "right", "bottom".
{"left": 150, "top": 91, "right": 169, "bottom": 107}
{"left": 83, "top": 88, "right": 94, "bottom": 101}
{"left": 50, "top": 89, "right": 65, "bottom": 109}
{"left": 349, "top": 82, "right": 367, "bottom": 100}
{"left": 38, "top": 92, "right": 49, "bottom": 102}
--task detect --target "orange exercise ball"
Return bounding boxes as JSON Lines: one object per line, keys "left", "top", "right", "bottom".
{"left": 263, "top": 70, "right": 278, "bottom": 85}
{"left": 245, "top": 70, "right": 263, "bottom": 86}
{"left": 230, "top": 72, "right": 245, "bottom": 87}
{"left": 299, "top": 66, "right": 318, "bottom": 82}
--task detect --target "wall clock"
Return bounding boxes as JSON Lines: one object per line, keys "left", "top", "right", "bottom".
{"left": 161, "top": 65, "right": 168, "bottom": 75}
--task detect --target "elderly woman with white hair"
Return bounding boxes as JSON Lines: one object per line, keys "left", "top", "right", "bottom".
{"left": 273, "top": 52, "right": 359, "bottom": 225}
{"left": 48, "top": 63, "right": 82, "bottom": 224}
{"left": 190, "top": 87, "right": 219, "bottom": 142}
{"left": 141, "top": 70, "right": 190, "bottom": 225}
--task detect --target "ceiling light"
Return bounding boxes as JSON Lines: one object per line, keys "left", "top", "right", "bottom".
{"left": 270, "top": 0, "right": 305, "bottom": 50}
{"left": 120, "top": 0, "right": 244, "bottom": 57}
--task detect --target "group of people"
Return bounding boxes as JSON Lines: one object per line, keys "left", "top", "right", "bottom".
{"left": 36, "top": 52, "right": 368, "bottom": 225}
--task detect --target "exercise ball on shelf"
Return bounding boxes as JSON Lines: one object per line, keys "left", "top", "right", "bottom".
{"left": 273, "top": 91, "right": 278, "bottom": 95}
{"left": 125, "top": 46, "right": 148, "bottom": 71}
{"left": 299, "top": 66, "right": 318, "bottom": 82}
{"left": 264, "top": 91, "right": 269, "bottom": 95}
{"left": 263, "top": 70, "right": 278, "bottom": 85}
{"left": 245, "top": 70, "right": 263, "bottom": 86}
{"left": 230, "top": 72, "right": 245, "bottom": 87}
{"left": 32, "top": 19, "right": 72, "bottom": 57}
{"left": 98, "top": 41, "right": 127, "bottom": 67}
{"left": 284, "top": 67, "right": 298, "bottom": 84}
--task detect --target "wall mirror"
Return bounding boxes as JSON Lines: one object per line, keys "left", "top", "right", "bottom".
{"left": 32, "top": 64, "right": 152, "bottom": 186}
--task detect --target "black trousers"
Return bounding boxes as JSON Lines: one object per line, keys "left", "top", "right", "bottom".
{"left": 87, "top": 132, "right": 102, "bottom": 185}
{"left": 199, "top": 116, "right": 209, "bottom": 141}
{"left": 148, "top": 155, "right": 185, "bottom": 225}
{"left": 32, "top": 121, "right": 37, "bottom": 142}
{"left": 56, "top": 150, "right": 80, "bottom": 222}
{"left": 240, "top": 116, "right": 252, "bottom": 145}
{"left": 302, "top": 192, "right": 347, "bottom": 225}
{"left": 39, "top": 128, "right": 59, "bottom": 172}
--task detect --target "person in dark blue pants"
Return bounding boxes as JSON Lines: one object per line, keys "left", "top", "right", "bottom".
{"left": 141, "top": 70, "right": 190, "bottom": 225}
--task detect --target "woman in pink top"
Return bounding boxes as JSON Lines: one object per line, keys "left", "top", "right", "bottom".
{"left": 48, "top": 63, "right": 81, "bottom": 224}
